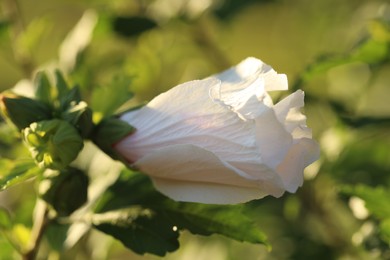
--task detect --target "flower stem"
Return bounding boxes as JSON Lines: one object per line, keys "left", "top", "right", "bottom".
{"left": 22, "top": 202, "right": 50, "bottom": 260}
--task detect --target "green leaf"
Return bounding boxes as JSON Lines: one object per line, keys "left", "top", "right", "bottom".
{"left": 58, "top": 85, "right": 82, "bottom": 111}
{"left": 0, "top": 158, "right": 43, "bottom": 191}
{"left": 351, "top": 38, "right": 389, "bottom": 63}
{"left": 0, "top": 20, "right": 10, "bottom": 40}
{"left": 54, "top": 70, "right": 70, "bottom": 99}
{"left": 39, "top": 168, "right": 89, "bottom": 216}
{"left": 161, "top": 202, "right": 268, "bottom": 245}
{"left": 91, "top": 75, "right": 134, "bottom": 120}
{"left": 293, "top": 21, "right": 390, "bottom": 90}
{"left": 0, "top": 208, "right": 12, "bottom": 229}
{"left": 44, "top": 223, "right": 69, "bottom": 252}
{"left": 342, "top": 185, "right": 390, "bottom": 219}
{"left": 112, "top": 16, "right": 158, "bottom": 38}
{"left": 93, "top": 169, "right": 269, "bottom": 256}
{"left": 0, "top": 234, "right": 15, "bottom": 260}
{"left": 94, "top": 208, "right": 179, "bottom": 256}
{"left": 0, "top": 122, "right": 18, "bottom": 146}
{"left": 379, "top": 218, "right": 390, "bottom": 246}
{"left": 16, "top": 18, "right": 47, "bottom": 56}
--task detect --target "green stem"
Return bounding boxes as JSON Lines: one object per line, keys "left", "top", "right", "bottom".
{"left": 22, "top": 203, "right": 50, "bottom": 260}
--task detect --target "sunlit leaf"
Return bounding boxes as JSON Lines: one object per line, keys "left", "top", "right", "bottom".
{"left": 0, "top": 234, "right": 15, "bottom": 260}
{"left": 293, "top": 20, "right": 390, "bottom": 90}
{"left": 343, "top": 185, "right": 390, "bottom": 219}
{"left": 55, "top": 70, "right": 70, "bottom": 100}
{"left": 0, "top": 123, "right": 18, "bottom": 146}
{"left": 369, "top": 19, "right": 390, "bottom": 42}
{"left": 0, "top": 158, "right": 43, "bottom": 191}
{"left": 0, "top": 208, "right": 12, "bottom": 229}
{"left": 90, "top": 75, "right": 134, "bottom": 120}
{"left": 351, "top": 39, "right": 388, "bottom": 63}
{"left": 15, "top": 18, "right": 48, "bottom": 56}
{"left": 11, "top": 224, "right": 31, "bottom": 250}
{"left": 34, "top": 71, "right": 52, "bottom": 105}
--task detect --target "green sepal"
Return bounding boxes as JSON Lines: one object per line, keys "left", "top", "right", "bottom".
{"left": 34, "top": 71, "right": 52, "bottom": 105}
{"left": 91, "top": 117, "right": 135, "bottom": 161}
{"left": 61, "top": 101, "right": 94, "bottom": 138}
{"left": 54, "top": 70, "right": 69, "bottom": 99}
{"left": 0, "top": 94, "right": 52, "bottom": 130}
{"left": 39, "top": 168, "right": 89, "bottom": 216}
{"left": 59, "top": 86, "right": 82, "bottom": 111}
{"left": 23, "top": 119, "right": 84, "bottom": 170}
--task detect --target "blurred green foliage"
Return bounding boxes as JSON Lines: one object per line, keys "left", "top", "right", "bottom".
{"left": 0, "top": 0, "right": 390, "bottom": 259}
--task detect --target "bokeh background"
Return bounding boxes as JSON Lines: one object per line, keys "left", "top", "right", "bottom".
{"left": 1, "top": 0, "right": 390, "bottom": 259}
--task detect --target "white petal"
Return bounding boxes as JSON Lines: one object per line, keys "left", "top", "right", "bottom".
{"left": 209, "top": 57, "right": 287, "bottom": 120}
{"left": 255, "top": 109, "right": 293, "bottom": 169}
{"left": 152, "top": 178, "right": 267, "bottom": 204}
{"left": 276, "top": 138, "right": 320, "bottom": 192}
{"left": 274, "top": 90, "right": 312, "bottom": 139}
{"left": 117, "top": 79, "right": 262, "bottom": 164}
{"left": 210, "top": 77, "right": 272, "bottom": 120}
{"left": 213, "top": 57, "right": 288, "bottom": 92}
{"left": 134, "top": 144, "right": 284, "bottom": 203}
{"left": 114, "top": 57, "right": 319, "bottom": 204}
{"left": 135, "top": 144, "right": 255, "bottom": 183}
{"left": 229, "top": 160, "right": 285, "bottom": 197}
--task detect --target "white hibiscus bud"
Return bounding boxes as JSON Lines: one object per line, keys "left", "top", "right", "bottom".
{"left": 114, "top": 57, "right": 320, "bottom": 204}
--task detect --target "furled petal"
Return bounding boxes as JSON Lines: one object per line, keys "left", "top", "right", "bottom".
{"left": 276, "top": 138, "right": 320, "bottom": 192}
{"left": 114, "top": 57, "right": 320, "bottom": 204}
{"left": 213, "top": 57, "right": 288, "bottom": 92}
{"left": 116, "top": 78, "right": 262, "bottom": 165}
{"left": 210, "top": 77, "right": 272, "bottom": 120}
{"left": 152, "top": 178, "right": 266, "bottom": 204}
{"left": 134, "top": 144, "right": 284, "bottom": 204}
{"left": 255, "top": 109, "right": 293, "bottom": 169}
{"left": 209, "top": 57, "right": 288, "bottom": 121}
{"left": 274, "top": 90, "right": 312, "bottom": 139}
